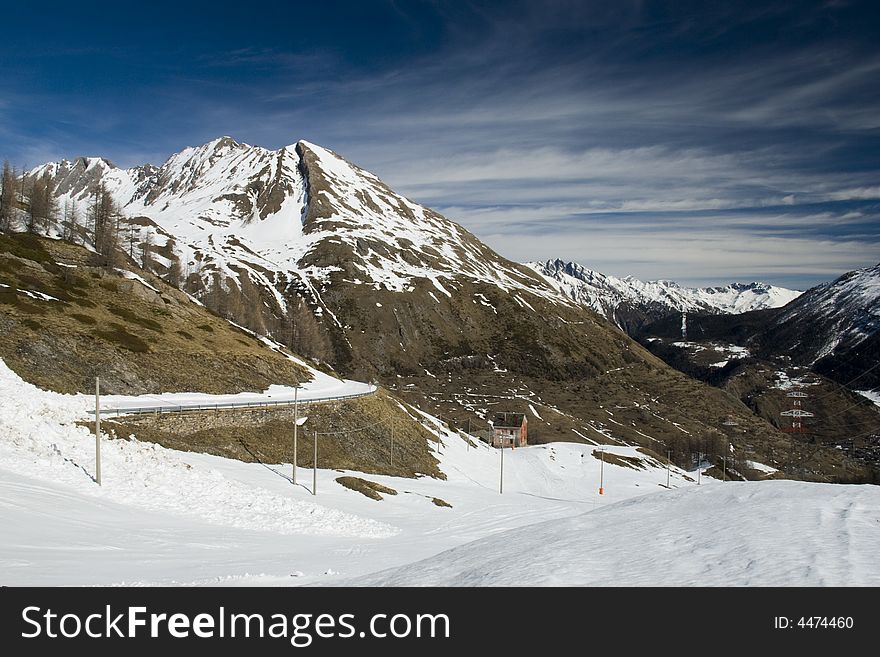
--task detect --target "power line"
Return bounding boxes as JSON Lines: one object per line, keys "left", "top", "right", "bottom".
{"left": 805, "top": 355, "right": 880, "bottom": 403}
{"left": 820, "top": 423, "right": 880, "bottom": 443}
{"left": 818, "top": 393, "right": 880, "bottom": 421}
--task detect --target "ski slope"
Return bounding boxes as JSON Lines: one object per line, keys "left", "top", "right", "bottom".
{"left": 350, "top": 479, "right": 880, "bottom": 586}
{"left": 2, "top": 356, "right": 877, "bottom": 586}
{"left": 1, "top": 356, "right": 696, "bottom": 585}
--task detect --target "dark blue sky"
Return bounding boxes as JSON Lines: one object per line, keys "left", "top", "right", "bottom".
{"left": 2, "top": 0, "right": 878, "bottom": 288}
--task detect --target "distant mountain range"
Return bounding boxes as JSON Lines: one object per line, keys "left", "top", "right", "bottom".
{"left": 528, "top": 259, "right": 801, "bottom": 333}
{"left": 639, "top": 262, "right": 880, "bottom": 391}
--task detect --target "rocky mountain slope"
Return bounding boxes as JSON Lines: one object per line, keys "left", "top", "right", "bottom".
{"left": 631, "top": 263, "right": 880, "bottom": 477}
{"left": 639, "top": 263, "right": 880, "bottom": 391}
{"left": 763, "top": 263, "right": 880, "bottom": 389}
{"left": 17, "top": 137, "right": 862, "bottom": 481}
{"left": 529, "top": 258, "right": 800, "bottom": 333}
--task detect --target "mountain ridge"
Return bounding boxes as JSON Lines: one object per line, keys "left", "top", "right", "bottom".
{"left": 529, "top": 258, "right": 801, "bottom": 333}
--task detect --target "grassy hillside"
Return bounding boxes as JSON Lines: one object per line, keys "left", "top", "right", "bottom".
{"left": 0, "top": 232, "right": 310, "bottom": 394}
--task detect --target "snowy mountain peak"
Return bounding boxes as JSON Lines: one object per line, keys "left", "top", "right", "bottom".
{"left": 528, "top": 259, "right": 801, "bottom": 331}
{"left": 27, "top": 156, "right": 126, "bottom": 200}
{"left": 29, "top": 136, "right": 566, "bottom": 325}
{"left": 29, "top": 156, "right": 117, "bottom": 180}
{"left": 290, "top": 139, "right": 557, "bottom": 299}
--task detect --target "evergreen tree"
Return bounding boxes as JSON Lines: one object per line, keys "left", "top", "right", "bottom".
{"left": 95, "top": 188, "right": 122, "bottom": 268}
{"left": 62, "top": 197, "right": 79, "bottom": 242}
{"left": 61, "top": 198, "right": 71, "bottom": 239}
{"left": 205, "top": 275, "right": 222, "bottom": 313}
{"left": 92, "top": 183, "right": 109, "bottom": 251}
{"left": 69, "top": 200, "right": 81, "bottom": 244}
{"left": 127, "top": 222, "right": 138, "bottom": 259}
{"left": 165, "top": 240, "right": 183, "bottom": 287}
{"left": 86, "top": 186, "right": 99, "bottom": 245}
{"left": 18, "top": 165, "right": 27, "bottom": 229}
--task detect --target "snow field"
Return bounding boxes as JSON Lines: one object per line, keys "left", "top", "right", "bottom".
{"left": 1, "top": 357, "right": 698, "bottom": 585}
{"left": 0, "top": 360, "right": 394, "bottom": 540}
{"left": 5, "top": 354, "right": 875, "bottom": 588}
{"left": 350, "top": 479, "right": 880, "bottom": 586}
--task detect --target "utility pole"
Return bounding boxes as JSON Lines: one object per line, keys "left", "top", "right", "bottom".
{"left": 390, "top": 415, "right": 394, "bottom": 467}
{"left": 437, "top": 418, "right": 442, "bottom": 455}
{"left": 722, "top": 418, "right": 738, "bottom": 482}
{"left": 292, "top": 385, "right": 298, "bottom": 485}
{"left": 599, "top": 447, "right": 605, "bottom": 495}
{"left": 697, "top": 452, "right": 702, "bottom": 485}
{"left": 312, "top": 431, "right": 317, "bottom": 496}
{"left": 467, "top": 417, "right": 471, "bottom": 452}
{"left": 499, "top": 442, "right": 504, "bottom": 494}
{"left": 95, "top": 376, "right": 102, "bottom": 486}
{"left": 666, "top": 449, "right": 671, "bottom": 489}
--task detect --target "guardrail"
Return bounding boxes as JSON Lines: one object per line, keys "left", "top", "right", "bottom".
{"left": 89, "top": 387, "right": 378, "bottom": 418}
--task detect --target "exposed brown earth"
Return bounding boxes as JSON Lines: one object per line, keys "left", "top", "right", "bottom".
{"left": 0, "top": 233, "right": 310, "bottom": 394}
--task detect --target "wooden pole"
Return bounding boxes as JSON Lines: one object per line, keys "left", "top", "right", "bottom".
{"left": 312, "top": 431, "right": 317, "bottom": 496}
{"left": 499, "top": 442, "right": 504, "bottom": 494}
{"left": 95, "top": 376, "right": 101, "bottom": 486}
{"left": 390, "top": 415, "right": 394, "bottom": 467}
{"left": 666, "top": 449, "right": 671, "bottom": 489}
{"left": 292, "top": 385, "right": 298, "bottom": 485}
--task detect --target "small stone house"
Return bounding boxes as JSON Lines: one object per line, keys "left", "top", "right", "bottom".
{"left": 491, "top": 412, "right": 528, "bottom": 448}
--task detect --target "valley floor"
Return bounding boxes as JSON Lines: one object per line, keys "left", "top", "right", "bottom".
{"left": 1, "top": 359, "right": 878, "bottom": 587}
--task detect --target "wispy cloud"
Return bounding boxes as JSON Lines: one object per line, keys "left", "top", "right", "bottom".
{"left": 487, "top": 225, "right": 877, "bottom": 289}
{"left": 0, "top": 0, "right": 877, "bottom": 287}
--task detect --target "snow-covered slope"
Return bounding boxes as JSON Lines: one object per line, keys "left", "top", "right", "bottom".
{"left": 773, "top": 263, "right": 880, "bottom": 361}
{"left": 3, "top": 347, "right": 874, "bottom": 587}
{"left": 758, "top": 262, "right": 880, "bottom": 388}
{"left": 0, "top": 355, "right": 704, "bottom": 585}
{"left": 350, "top": 479, "right": 880, "bottom": 586}
{"left": 0, "top": 359, "right": 394, "bottom": 541}
{"left": 529, "top": 259, "right": 800, "bottom": 331}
